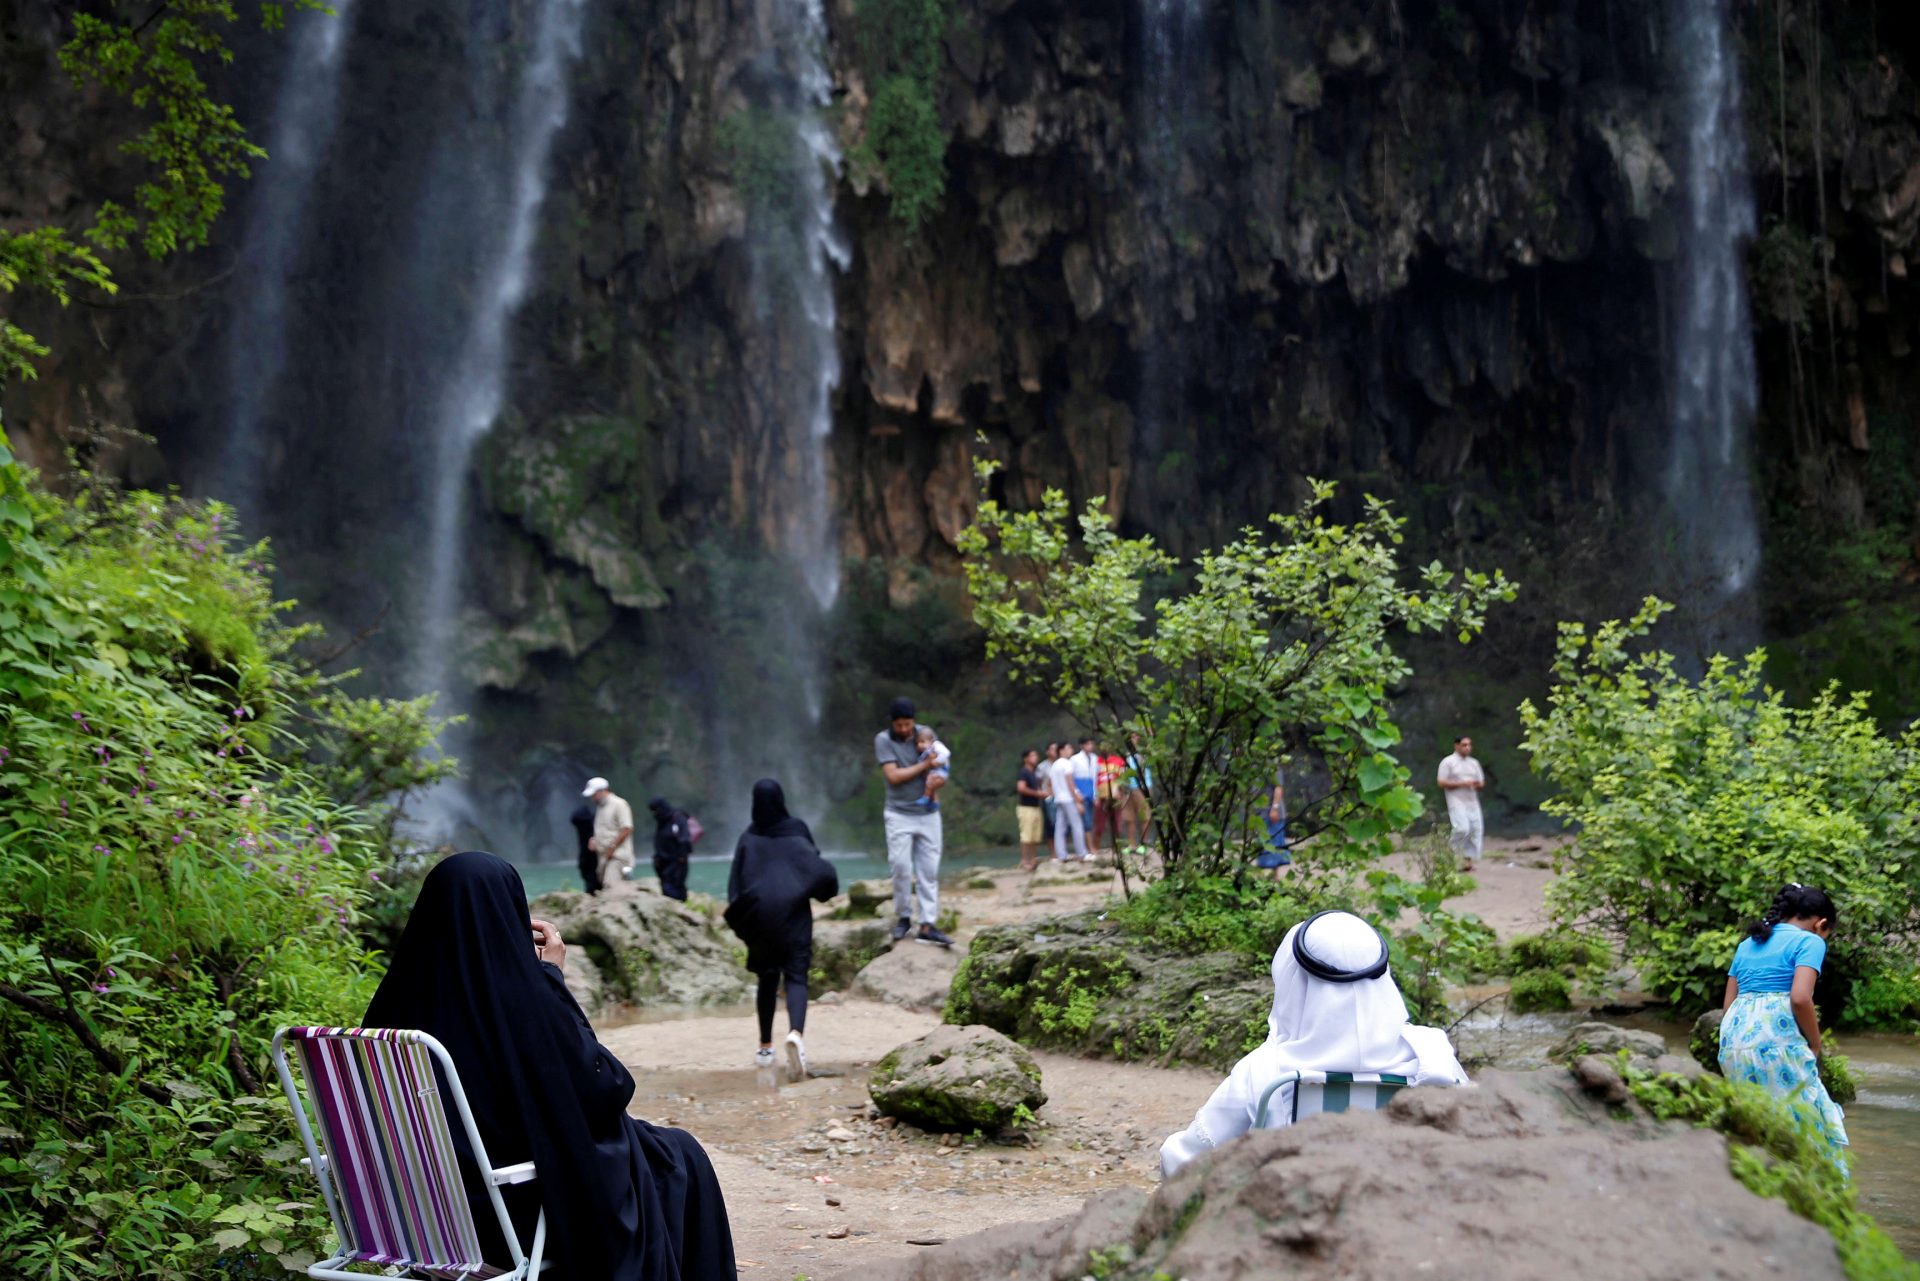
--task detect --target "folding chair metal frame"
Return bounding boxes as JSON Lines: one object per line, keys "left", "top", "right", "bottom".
{"left": 271, "top": 1026, "right": 551, "bottom": 1280}
{"left": 1253, "top": 1069, "right": 1418, "bottom": 1129}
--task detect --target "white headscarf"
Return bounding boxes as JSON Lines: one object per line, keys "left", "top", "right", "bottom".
{"left": 1159, "top": 912, "right": 1468, "bottom": 1178}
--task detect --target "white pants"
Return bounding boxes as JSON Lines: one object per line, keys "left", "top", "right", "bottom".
{"left": 1053, "top": 797, "right": 1089, "bottom": 860}
{"left": 884, "top": 808, "right": 942, "bottom": 925}
{"left": 1449, "top": 813, "right": 1484, "bottom": 864}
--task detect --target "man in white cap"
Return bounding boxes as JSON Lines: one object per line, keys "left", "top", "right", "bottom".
{"left": 583, "top": 777, "right": 634, "bottom": 889}
{"left": 1159, "top": 910, "right": 1468, "bottom": 1178}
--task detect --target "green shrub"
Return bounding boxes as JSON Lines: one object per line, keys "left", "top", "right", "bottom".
{"left": 1520, "top": 598, "right": 1920, "bottom": 1015}
{"left": 1841, "top": 967, "right": 1920, "bottom": 1031}
{"left": 849, "top": 0, "right": 950, "bottom": 229}
{"left": 1506, "top": 930, "right": 1606, "bottom": 973}
{"left": 0, "top": 447, "right": 448, "bottom": 1279}
{"left": 1507, "top": 967, "right": 1573, "bottom": 1013}
{"left": 1819, "top": 1051, "right": 1859, "bottom": 1107}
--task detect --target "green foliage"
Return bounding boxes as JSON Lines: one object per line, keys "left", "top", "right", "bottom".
{"left": 849, "top": 0, "right": 950, "bottom": 229}
{"left": 960, "top": 466, "right": 1514, "bottom": 879}
{"left": 1820, "top": 1050, "right": 1859, "bottom": 1107}
{"left": 4, "top": 3, "right": 318, "bottom": 393}
{"left": 1506, "top": 929, "right": 1608, "bottom": 974}
{"left": 0, "top": 441, "right": 448, "bottom": 1278}
{"left": 1625, "top": 1066, "right": 1918, "bottom": 1280}
{"left": 1506, "top": 968, "right": 1573, "bottom": 1013}
{"left": 1520, "top": 597, "right": 1920, "bottom": 1015}
{"left": 1841, "top": 967, "right": 1920, "bottom": 1031}
{"left": 717, "top": 108, "right": 808, "bottom": 227}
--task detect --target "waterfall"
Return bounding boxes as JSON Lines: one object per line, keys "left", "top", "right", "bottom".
{"left": 210, "top": 0, "right": 358, "bottom": 517}
{"left": 1665, "top": 0, "right": 1761, "bottom": 652}
{"left": 1135, "top": 0, "right": 1207, "bottom": 481}
{"left": 408, "top": 0, "right": 590, "bottom": 828}
{"left": 731, "top": 0, "right": 848, "bottom": 735}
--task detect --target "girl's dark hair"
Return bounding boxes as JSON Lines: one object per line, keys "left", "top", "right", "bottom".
{"left": 1748, "top": 884, "right": 1838, "bottom": 943}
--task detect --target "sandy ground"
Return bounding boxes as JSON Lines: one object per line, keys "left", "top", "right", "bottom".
{"left": 597, "top": 837, "right": 1569, "bottom": 1279}
{"left": 600, "top": 1001, "right": 1217, "bottom": 1278}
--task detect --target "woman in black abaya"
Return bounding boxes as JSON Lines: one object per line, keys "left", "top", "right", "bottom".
{"left": 363, "top": 851, "right": 735, "bottom": 1280}
{"left": 725, "top": 779, "right": 837, "bottom": 1081}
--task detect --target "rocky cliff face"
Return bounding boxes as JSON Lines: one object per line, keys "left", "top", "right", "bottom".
{"left": 5, "top": 0, "right": 1920, "bottom": 847}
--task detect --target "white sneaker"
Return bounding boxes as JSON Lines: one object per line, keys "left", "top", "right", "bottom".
{"left": 754, "top": 1047, "right": 775, "bottom": 1070}
{"left": 783, "top": 1030, "right": 808, "bottom": 1083}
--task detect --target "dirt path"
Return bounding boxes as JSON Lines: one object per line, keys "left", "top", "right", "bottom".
{"left": 598, "top": 840, "right": 1569, "bottom": 1278}
{"left": 600, "top": 1000, "right": 1217, "bottom": 1279}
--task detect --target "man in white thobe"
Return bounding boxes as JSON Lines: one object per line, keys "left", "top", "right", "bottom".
{"left": 1436, "top": 735, "right": 1485, "bottom": 872}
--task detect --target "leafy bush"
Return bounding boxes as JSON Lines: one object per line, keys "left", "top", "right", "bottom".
{"left": 1841, "top": 967, "right": 1920, "bottom": 1031}
{"left": 1507, "top": 968, "right": 1573, "bottom": 1013}
{"left": 1520, "top": 598, "right": 1920, "bottom": 1016}
{"left": 849, "top": 0, "right": 950, "bottom": 228}
{"left": 960, "top": 468, "right": 1513, "bottom": 879}
{"left": 0, "top": 446, "right": 447, "bottom": 1278}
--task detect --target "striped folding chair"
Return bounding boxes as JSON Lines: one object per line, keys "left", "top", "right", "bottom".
{"left": 271, "top": 1027, "right": 551, "bottom": 1280}
{"left": 1253, "top": 1070, "right": 1426, "bottom": 1129}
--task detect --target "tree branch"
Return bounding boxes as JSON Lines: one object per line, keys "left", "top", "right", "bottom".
{"left": 1, "top": 957, "right": 174, "bottom": 1107}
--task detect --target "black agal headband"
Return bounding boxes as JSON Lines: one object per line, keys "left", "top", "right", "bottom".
{"left": 1292, "top": 911, "right": 1391, "bottom": 983}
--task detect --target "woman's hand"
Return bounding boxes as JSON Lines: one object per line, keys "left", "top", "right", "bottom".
{"left": 531, "top": 918, "right": 567, "bottom": 971}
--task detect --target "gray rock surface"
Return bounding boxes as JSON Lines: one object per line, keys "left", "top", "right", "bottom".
{"left": 532, "top": 887, "right": 753, "bottom": 1015}
{"left": 869, "top": 1024, "right": 1047, "bottom": 1132}
{"left": 850, "top": 1070, "right": 1846, "bottom": 1281}
{"left": 1550, "top": 1020, "right": 1670, "bottom": 1066}
{"left": 852, "top": 940, "right": 960, "bottom": 1010}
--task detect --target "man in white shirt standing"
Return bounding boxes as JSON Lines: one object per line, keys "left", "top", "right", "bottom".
{"left": 584, "top": 777, "right": 635, "bottom": 887}
{"left": 1049, "top": 740, "right": 1091, "bottom": 862}
{"left": 1436, "top": 736, "right": 1485, "bottom": 872}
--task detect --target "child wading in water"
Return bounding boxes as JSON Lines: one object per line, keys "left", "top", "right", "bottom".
{"left": 1719, "top": 883, "right": 1849, "bottom": 1167}
{"left": 913, "top": 726, "right": 951, "bottom": 811}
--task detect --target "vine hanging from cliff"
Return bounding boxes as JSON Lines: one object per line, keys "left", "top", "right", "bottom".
{"left": 849, "top": 0, "right": 951, "bottom": 231}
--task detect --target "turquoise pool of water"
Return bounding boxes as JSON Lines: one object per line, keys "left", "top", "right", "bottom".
{"left": 516, "top": 845, "right": 1025, "bottom": 901}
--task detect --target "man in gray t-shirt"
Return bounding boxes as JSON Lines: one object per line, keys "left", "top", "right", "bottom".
{"left": 874, "top": 696, "right": 951, "bottom": 946}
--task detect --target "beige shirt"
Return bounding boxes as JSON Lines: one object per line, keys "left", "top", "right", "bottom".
{"left": 1437, "top": 753, "right": 1484, "bottom": 826}
{"left": 593, "top": 793, "right": 635, "bottom": 865}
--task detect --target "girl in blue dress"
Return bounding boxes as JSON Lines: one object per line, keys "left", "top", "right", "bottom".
{"left": 1718, "top": 884, "right": 1848, "bottom": 1166}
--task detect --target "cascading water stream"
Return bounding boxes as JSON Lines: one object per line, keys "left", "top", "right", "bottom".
{"left": 1135, "top": 0, "right": 1207, "bottom": 476}
{"left": 735, "top": 0, "right": 847, "bottom": 738}
{"left": 1665, "top": 0, "right": 1761, "bottom": 654}
{"left": 210, "top": 0, "right": 359, "bottom": 517}
{"left": 409, "top": 0, "right": 590, "bottom": 828}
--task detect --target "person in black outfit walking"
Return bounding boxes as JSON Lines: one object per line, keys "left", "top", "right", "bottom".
{"left": 570, "top": 800, "right": 601, "bottom": 893}
{"left": 648, "top": 797, "right": 693, "bottom": 901}
{"left": 724, "top": 779, "right": 837, "bottom": 1083}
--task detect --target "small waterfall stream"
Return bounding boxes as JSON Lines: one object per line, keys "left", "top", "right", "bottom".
{"left": 410, "top": 0, "right": 589, "bottom": 690}
{"left": 211, "top": 0, "right": 359, "bottom": 517}
{"left": 408, "top": 0, "right": 591, "bottom": 830}
{"left": 1665, "top": 0, "right": 1761, "bottom": 653}
{"left": 1134, "top": 0, "right": 1208, "bottom": 492}
{"left": 738, "top": 0, "right": 848, "bottom": 727}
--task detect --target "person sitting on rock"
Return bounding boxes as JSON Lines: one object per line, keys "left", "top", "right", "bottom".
{"left": 1159, "top": 910, "right": 1468, "bottom": 1178}
{"left": 365, "top": 851, "right": 737, "bottom": 1280}
{"left": 724, "top": 778, "right": 838, "bottom": 1082}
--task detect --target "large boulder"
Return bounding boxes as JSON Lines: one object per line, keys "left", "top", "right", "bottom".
{"left": 852, "top": 940, "right": 960, "bottom": 1010}
{"left": 946, "top": 912, "right": 1270, "bottom": 1072}
{"left": 849, "top": 1070, "right": 1846, "bottom": 1281}
{"left": 1550, "top": 1020, "right": 1669, "bottom": 1064}
{"left": 532, "top": 888, "right": 753, "bottom": 1015}
{"left": 869, "top": 1025, "right": 1046, "bottom": 1132}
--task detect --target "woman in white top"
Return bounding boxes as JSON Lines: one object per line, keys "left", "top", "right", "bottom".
{"left": 1159, "top": 910, "right": 1469, "bottom": 1178}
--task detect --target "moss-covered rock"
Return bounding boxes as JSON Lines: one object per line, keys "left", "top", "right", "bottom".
{"left": 1507, "top": 967, "right": 1573, "bottom": 1013}
{"left": 869, "top": 1024, "right": 1046, "bottom": 1132}
{"left": 532, "top": 888, "right": 753, "bottom": 1014}
{"left": 810, "top": 920, "right": 892, "bottom": 994}
{"left": 944, "top": 911, "right": 1271, "bottom": 1073}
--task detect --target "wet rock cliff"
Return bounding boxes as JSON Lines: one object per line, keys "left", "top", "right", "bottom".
{"left": 5, "top": 0, "right": 1920, "bottom": 845}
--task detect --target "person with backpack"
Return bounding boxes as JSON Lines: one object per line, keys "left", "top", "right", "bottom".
{"left": 725, "top": 779, "right": 838, "bottom": 1082}
{"left": 648, "top": 797, "right": 697, "bottom": 901}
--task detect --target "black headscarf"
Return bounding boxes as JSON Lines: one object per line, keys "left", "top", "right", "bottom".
{"left": 748, "top": 777, "right": 811, "bottom": 840}
{"left": 363, "top": 852, "right": 735, "bottom": 1279}
{"left": 726, "top": 781, "right": 835, "bottom": 968}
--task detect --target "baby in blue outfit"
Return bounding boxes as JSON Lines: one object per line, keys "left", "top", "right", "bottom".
{"left": 914, "top": 726, "right": 951, "bottom": 811}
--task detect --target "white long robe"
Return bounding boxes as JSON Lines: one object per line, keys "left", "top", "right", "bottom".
{"left": 1159, "top": 913, "right": 1469, "bottom": 1178}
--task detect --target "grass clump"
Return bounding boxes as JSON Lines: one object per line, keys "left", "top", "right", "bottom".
{"left": 1507, "top": 967, "right": 1573, "bottom": 1013}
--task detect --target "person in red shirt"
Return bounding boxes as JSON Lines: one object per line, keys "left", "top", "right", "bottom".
{"left": 1094, "top": 749, "right": 1127, "bottom": 853}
